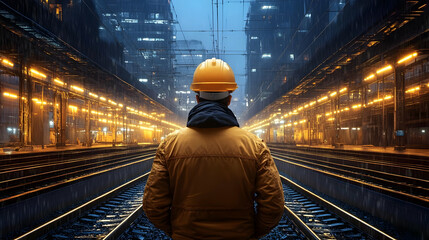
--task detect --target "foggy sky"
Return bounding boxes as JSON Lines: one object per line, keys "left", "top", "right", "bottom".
{"left": 172, "top": 0, "right": 250, "bottom": 118}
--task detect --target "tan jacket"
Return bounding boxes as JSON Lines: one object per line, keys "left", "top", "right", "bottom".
{"left": 143, "top": 126, "right": 284, "bottom": 239}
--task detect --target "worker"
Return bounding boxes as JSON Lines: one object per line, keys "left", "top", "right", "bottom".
{"left": 143, "top": 58, "right": 284, "bottom": 239}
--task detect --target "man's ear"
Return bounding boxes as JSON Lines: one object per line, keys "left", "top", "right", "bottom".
{"left": 196, "top": 95, "right": 200, "bottom": 103}
{"left": 227, "top": 95, "right": 232, "bottom": 106}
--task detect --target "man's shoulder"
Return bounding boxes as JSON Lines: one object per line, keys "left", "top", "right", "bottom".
{"left": 229, "top": 126, "right": 264, "bottom": 142}
{"left": 167, "top": 126, "right": 262, "bottom": 140}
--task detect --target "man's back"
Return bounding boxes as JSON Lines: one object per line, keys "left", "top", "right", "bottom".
{"left": 143, "top": 126, "right": 284, "bottom": 239}
{"left": 143, "top": 58, "right": 284, "bottom": 239}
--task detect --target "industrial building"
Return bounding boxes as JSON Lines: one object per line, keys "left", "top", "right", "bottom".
{"left": 244, "top": 0, "right": 429, "bottom": 149}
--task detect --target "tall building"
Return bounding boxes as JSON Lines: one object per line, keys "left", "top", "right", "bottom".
{"left": 245, "top": 0, "right": 346, "bottom": 117}
{"left": 97, "top": 0, "right": 175, "bottom": 100}
{"left": 173, "top": 40, "right": 208, "bottom": 114}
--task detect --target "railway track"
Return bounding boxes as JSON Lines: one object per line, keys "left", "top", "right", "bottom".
{"left": 279, "top": 174, "right": 395, "bottom": 240}
{"left": 15, "top": 171, "right": 396, "bottom": 239}
{"left": 269, "top": 145, "right": 429, "bottom": 179}
{"left": 15, "top": 173, "right": 151, "bottom": 240}
{"left": 0, "top": 147, "right": 156, "bottom": 206}
{"left": 270, "top": 147, "right": 429, "bottom": 206}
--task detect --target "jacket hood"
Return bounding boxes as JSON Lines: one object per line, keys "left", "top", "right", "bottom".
{"left": 187, "top": 101, "right": 239, "bottom": 128}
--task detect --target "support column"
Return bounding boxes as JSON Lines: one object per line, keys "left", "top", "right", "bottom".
{"left": 85, "top": 100, "right": 91, "bottom": 147}
{"left": 112, "top": 108, "right": 117, "bottom": 147}
{"left": 18, "top": 59, "right": 26, "bottom": 146}
{"left": 55, "top": 92, "right": 67, "bottom": 147}
{"left": 394, "top": 67, "right": 406, "bottom": 150}
{"left": 26, "top": 67, "right": 32, "bottom": 146}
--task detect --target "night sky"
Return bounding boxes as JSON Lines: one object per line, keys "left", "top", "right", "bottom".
{"left": 173, "top": 0, "right": 250, "bottom": 119}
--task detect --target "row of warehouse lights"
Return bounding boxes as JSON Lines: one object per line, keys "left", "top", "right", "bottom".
{"left": 4, "top": 92, "right": 177, "bottom": 132}
{"left": 245, "top": 52, "right": 423, "bottom": 133}
{"left": 0, "top": 56, "right": 181, "bottom": 130}
{"left": 363, "top": 52, "right": 418, "bottom": 82}
{"left": 68, "top": 105, "right": 172, "bottom": 132}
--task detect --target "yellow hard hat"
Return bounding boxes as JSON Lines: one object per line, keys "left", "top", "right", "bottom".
{"left": 191, "top": 58, "right": 237, "bottom": 92}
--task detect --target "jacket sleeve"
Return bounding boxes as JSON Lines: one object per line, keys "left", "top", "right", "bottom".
{"left": 142, "top": 142, "right": 172, "bottom": 236}
{"left": 254, "top": 143, "right": 285, "bottom": 238}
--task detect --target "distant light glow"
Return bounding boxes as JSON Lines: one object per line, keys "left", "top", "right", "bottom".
{"left": 251, "top": 69, "right": 256, "bottom": 72}
{"left": 139, "top": 78, "right": 148, "bottom": 83}
{"left": 261, "top": 53, "right": 271, "bottom": 58}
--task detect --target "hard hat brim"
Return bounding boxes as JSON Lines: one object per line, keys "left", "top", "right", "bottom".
{"left": 191, "top": 82, "right": 238, "bottom": 92}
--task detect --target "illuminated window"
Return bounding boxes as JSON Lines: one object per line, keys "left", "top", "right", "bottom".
{"left": 261, "top": 5, "right": 277, "bottom": 10}
{"left": 251, "top": 36, "right": 258, "bottom": 40}
{"left": 139, "top": 78, "right": 148, "bottom": 83}
{"left": 137, "top": 38, "right": 165, "bottom": 42}
{"left": 261, "top": 53, "right": 271, "bottom": 58}
{"left": 122, "top": 19, "right": 138, "bottom": 23}
{"left": 144, "top": 20, "right": 169, "bottom": 24}
{"left": 290, "top": 54, "right": 294, "bottom": 60}
{"left": 251, "top": 69, "right": 257, "bottom": 72}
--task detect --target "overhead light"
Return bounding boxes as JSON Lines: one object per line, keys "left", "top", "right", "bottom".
{"left": 405, "top": 86, "right": 420, "bottom": 94}
{"left": 54, "top": 78, "right": 65, "bottom": 86}
{"left": 89, "top": 92, "right": 98, "bottom": 98}
{"left": 397, "top": 52, "right": 417, "bottom": 64}
{"left": 317, "top": 96, "right": 328, "bottom": 102}
{"left": 376, "top": 65, "right": 392, "bottom": 74}
{"left": 3, "top": 92, "right": 18, "bottom": 99}
{"left": 71, "top": 85, "right": 84, "bottom": 93}
{"left": 30, "top": 68, "right": 47, "bottom": 79}
{"left": 1, "top": 59, "right": 14, "bottom": 68}
{"left": 364, "top": 74, "right": 375, "bottom": 81}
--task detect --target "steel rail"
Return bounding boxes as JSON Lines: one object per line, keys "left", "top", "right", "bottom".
{"left": 1, "top": 152, "right": 155, "bottom": 206}
{"left": 103, "top": 205, "right": 144, "bottom": 240}
{"left": 270, "top": 146, "right": 429, "bottom": 174}
{"left": 280, "top": 174, "right": 396, "bottom": 240}
{"left": 14, "top": 172, "right": 151, "bottom": 240}
{"left": 283, "top": 204, "right": 321, "bottom": 240}
{"left": 0, "top": 150, "right": 154, "bottom": 190}
{"left": 0, "top": 147, "right": 151, "bottom": 174}
{"left": 273, "top": 155, "right": 429, "bottom": 207}
{"left": 272, "top": 151, "right": 429, "bottom": 194}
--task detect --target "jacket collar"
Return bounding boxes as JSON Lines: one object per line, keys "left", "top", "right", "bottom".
{"left": 187, "top": 101, "right": 239, "bottom": 128}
